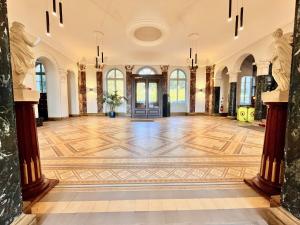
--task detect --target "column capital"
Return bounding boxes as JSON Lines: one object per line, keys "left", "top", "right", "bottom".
{"left": 96, "top": 64, "right": 105, "bottom": 72}
{"left": 77, "top": 62, "right": 86, "bottom": 72}
{"left": 189, "top": 66, "right": 198, "bottom": 73}
{"left": 125, "top": 65, "right": 135, "bottom": 73}
{"left": 255, "top": 61, "right": 271, "bottom": 76}
{"left": 160, "top": 65, "right": 169, "bottom": 73}
{"left": 229, "top": 71, "right": 240, "bottom": 83}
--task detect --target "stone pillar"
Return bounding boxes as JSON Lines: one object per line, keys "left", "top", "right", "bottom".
{"left": 254, "top": 61, "right": 271, "bottom": 120}
{"left": 160, "top": 65, "right": 169, "bottom": 94}
{"left": 282, "top": 0, "right": 300, "bottom": 218}
{"left": 205, "top": 65, "right": 215, "bottom": 115}
{"left": 228, "top": 73, "right": 238, "bottom": 117}
{"left": 0, "top": 1, "right": 23, "bottom": 223}
{"left": 189, "top": 66, "right": 198, "bottom": 113}
{"left": 96, "top": 64, "right": 104, "bottom": 114}
{"left": 78, "top": 63, "right": 87, "bottom": 115}
{"left": 213, "top": 76, "right": 221, "bottom": 114}
{"left": 125, "top": 65, "right": 134, "bottom": 115}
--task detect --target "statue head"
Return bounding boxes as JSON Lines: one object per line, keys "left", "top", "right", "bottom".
{"left": 273, "top": 28, "right": 284, "bottom": 40}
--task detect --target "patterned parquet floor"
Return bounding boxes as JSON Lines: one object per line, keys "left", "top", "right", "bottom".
{"left": 38, "top": 116, "right": 265, "bottom": 186}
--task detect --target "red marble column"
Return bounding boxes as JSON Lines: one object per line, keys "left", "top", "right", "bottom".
{"left": 125, "top": 65, "right": 134, "bottom": 115}
{"left": 245, "top": 102, "right": 288, "bottom": 197}
{"left": 160, "top": 65, "right": 169, "bottom": 94}
{"left": 15, "top": 102, "right": 58, "bottom": 200}
{"left": 96, "top": 65, "right": 104, "bottom": 113}
{"left": 189, "top": 66, "right": 198, "bottom": 113}
{"left": 78, "top": 63, "right": 87, "bottom": 115}
{"left": 205, "top": 65, "right": 215, "bottom": 115}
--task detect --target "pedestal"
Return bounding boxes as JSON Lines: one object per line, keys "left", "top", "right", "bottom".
{"left": 14, "top": 89, "right": 58, "bottom": 201}
{"left": 245, "top": 102, "right": 288, "bottom": 197}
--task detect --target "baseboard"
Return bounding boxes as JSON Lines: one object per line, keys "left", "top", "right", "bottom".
{"left": 186, "top": 112, "right": 207, "bottom": 116}
{"left": 171, "top": 112, "right": 188, "bottom": 116}
{"left": 11, "top": 214, "right": 36, "bottom": 225}
{"left": 69, "top": 114, "right": 80, "bottom": 117}
{"left": 48, "top": 117, "right": 69, "bottom": 121}
{"left": 83, "top": 113, "right": 106, "bottom": 116}
{"left": 267, "top": 207, "right": 300, "bottom": 225}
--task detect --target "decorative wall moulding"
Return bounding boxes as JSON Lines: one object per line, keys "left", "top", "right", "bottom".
{"left": 127, "top": 19, "right": 169, "bottom": 47}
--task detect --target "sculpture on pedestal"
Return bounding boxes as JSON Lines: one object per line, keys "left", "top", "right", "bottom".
{"left": 9, "top": 21, "right": 40, "bottom": 89}
{"left": 271, "top": 28, "right": 293, "bottom": 92}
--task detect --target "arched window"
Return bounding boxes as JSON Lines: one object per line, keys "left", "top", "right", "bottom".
{"left": 106, "top": 69, "right": 124, "bottom": 95}
{"left": 138, "top": 67, "right": 156, "bottom": 75}
{"left": 169, "top": 69, "right": 186, "bottom": 103}
{"left": 240, "top": 76, "right": 255, "bottom": 105}
{"left": 35, "top": 62, "right": 47, "bottom": 93}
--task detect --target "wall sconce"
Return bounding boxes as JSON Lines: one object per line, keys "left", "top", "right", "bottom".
{"left": 87, "top": 87, "right": 95, "bottom": 92}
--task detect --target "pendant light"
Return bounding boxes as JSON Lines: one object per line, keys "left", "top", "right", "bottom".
{"left": 59, "top": 1, "right": 64, "bottom": 27}
{"left": 52, "top": 0, "right": 57, "bottom": 16}
{"left": 187, "top": 33, "right": 199, "bottom": 68}
{"left": 46, "top": 11, "right": 50, "bottom": 36}
{"left": 234, "top": 0, "right": 239, "bottom": 39}
{"left": 228, "top": 0, "right": 232, "bottom": 22}
{"left": 95, "top": 31, "right": 104, "bottom": 68}
{"left": 240, "top": 0, "right": 244, "bottom": 30}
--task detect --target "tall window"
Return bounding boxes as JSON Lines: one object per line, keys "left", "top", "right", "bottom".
{"left": 169, "top": 69, "right": 186, "bottom": 103}
{"left": 240, "top": 76, "right": 255, "bottom": 105}
{"left": 138, "top": 67, "right": 156, "bottom": 75}
{"left": 35, "top": 62, "right": 46, "bottom": 93}
{"left": 107, "top": 69, "right": 124, "bottom": 95}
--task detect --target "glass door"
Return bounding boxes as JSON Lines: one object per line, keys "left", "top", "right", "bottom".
{"left": 132, "top": 77, "right": 162, "bottom": 118}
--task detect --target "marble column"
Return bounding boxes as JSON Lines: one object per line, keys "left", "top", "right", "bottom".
{"left": 205, "top": 65, "right": 215, "bottom": 115}
{"left": 0, "top": 0, "right": 22, "bottom": 223}
{"left": 282, "top": 0, "right": 300, "bottom": 218}
{"left": 125, "top": 65, "right": 134, "bottom": 115}
{"left": 213, "top": 87, "right": 221, "bottom": 114}
{"left": 78, "top": 63, "right": 87, "bottom": 115}
{"left": 160, "top": 65, "right": 169, "bottom": 94}
{"left": 189, "top": 66, "right": 198, "bottom": 113}
{"left": 228, "top": 73, "right": 238, "bottom": 117}
{"left": 254, "top": 61, "right": 271, "bottom": 120}
{"left": 96, "top": 64, "right": 104, "bottom": 114}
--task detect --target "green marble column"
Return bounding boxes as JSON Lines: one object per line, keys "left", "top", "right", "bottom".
{"left": 282, "top": 0, "right": 300, "bottom": 219}
{"left": 0, "top": 0, "right": 23, "bottom": 224}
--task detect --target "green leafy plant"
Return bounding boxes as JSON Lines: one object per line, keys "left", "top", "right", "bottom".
{"left": 102, "top": 91, "right": 127, "bottom": 112}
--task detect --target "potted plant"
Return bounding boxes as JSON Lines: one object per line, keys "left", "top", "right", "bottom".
{"left": 103, "top": 91, "right": 127, "bottom": 118}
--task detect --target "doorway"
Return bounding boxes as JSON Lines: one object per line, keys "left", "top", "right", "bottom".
{"left": 132, "top": 75, "right": 162, "bottom": 118}
{"left": 35, "top": 61, "right": 48, "bottom": 121}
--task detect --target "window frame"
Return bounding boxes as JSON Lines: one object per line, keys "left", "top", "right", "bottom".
{"left": 137, "top": 67, "right": 156, "bottom": 75}
{"left": 106, "top": 68, "right": 125, "bottom": 95}
{"left": 169, "top": 69, "right": 187, "bottom": 104}
{"left": 35, "top": 62, "right": 47, "bottom": 93}
{"left": 240, "top": 75, "right": 255, "bottom": 106}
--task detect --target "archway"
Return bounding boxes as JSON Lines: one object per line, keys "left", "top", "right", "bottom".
{"left": 237, "top": 55, "right": 256, "bottom": 107}
{"left": 36, "top": 56, "right": 60, "bottom": 119}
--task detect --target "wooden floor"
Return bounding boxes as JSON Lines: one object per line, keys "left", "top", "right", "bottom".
{"left": 38, "top": 116, "right": 265, "bottom": 186}
{"left": 33, "top": 116, "right": 271, "bottom": 224}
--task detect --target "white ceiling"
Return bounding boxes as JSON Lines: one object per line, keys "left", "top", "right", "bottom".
{"left": 7, "top": 0, "right": 296, "bottom": 66}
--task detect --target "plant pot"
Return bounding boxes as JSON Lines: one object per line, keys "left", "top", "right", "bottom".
{"left": 108, "top": 111, "right": 116, "bottom": 118}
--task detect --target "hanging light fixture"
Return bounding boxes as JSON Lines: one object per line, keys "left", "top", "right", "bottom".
{"left": 240, "top": 0, "right": 244, "bottom": 30}
{"left": 95, "top": 31, "right": 104, "bottom": 68}
{"left": 187, "top": 33, "right": 199, "bottom": 69}
{"left": 46, "top": 11, "right": 51, "bottom": 36}
{"left": 52, "top": 0, "right": 57, "bottom": 16}
{"left": 59, "top": 1, "right": 64, "bottom": 27}
{"left": 228, "top": 0, "right": 232, "bottom": 22}
{"left": 234, "top": 0, "right": 239, "bottom": 39}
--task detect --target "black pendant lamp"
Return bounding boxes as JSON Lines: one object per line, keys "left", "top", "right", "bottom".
{"left": 235, "top": 14, "right": 239, "bottom": 39}
{"left": 59, "top": 1, "right": 63, "bottom": 27}
{"left": 240, "top": 6, "right": 244, "bottom": 30}
{"left": 52, "top": 0, "right": 57, "bottom": 16}
{"left": 228, "top": 0, "right": 232, "bottom": 22}
{"left": 46, "top": 11, "right": 50, "bottom": 36}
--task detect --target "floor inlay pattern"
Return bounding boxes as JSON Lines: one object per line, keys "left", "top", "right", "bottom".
{"left": 38, "top": 116, "right": 265, "bottom": 185}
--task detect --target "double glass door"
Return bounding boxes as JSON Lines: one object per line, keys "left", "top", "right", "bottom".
{"left": 132, "top": 77, "right": 162, "bottom": 118}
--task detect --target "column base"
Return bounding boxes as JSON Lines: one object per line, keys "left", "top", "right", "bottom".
{"left": 267, "top": 207, "right": 300, "bottom": 225}
{"left": 11, "top": 214, "right": 37, "bottom": 225}
{"left": 23, "top": 177, "right": 59, "bottom": 202}
{"left": 244, "top": 174, "right": 281, "bottom": 198}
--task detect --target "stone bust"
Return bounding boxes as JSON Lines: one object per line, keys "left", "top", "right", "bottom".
{"left": 9, "top": 21, "right": 40, "bottom": 89}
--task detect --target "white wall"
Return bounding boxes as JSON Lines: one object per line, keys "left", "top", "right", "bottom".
{"left": 195, "top": 66, "right": 206, "bottom": 113}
